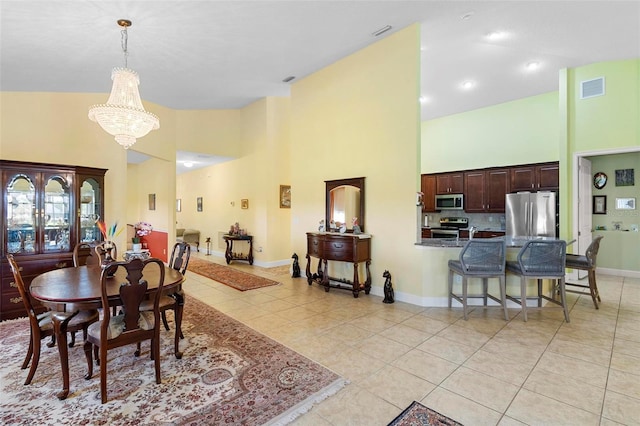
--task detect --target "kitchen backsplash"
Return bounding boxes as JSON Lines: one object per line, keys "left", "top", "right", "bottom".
{"left": 423, "top": 212, "right": 506, "bottom": 230}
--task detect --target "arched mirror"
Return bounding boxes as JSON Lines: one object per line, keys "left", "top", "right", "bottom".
{"left": 325, "top": 177, "right": 365, "bottom": 232}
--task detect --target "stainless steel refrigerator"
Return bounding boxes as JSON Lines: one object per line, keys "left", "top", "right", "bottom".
{"left": 506, "top": 192, "right": 557, "bottom": 238}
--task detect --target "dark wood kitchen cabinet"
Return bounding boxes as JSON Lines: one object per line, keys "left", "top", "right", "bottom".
{"left": 0, "top": 160, "right": 106, "bottom": 320}
{"left": 511, "top": 162, "right": 559, "bottom": 192}
{"left": 421, "top": 174, "right": 437, "bottom": 212}
{"left": 464, "top": 168, "right": 510, "bottom": 213}
{"left": 436, "top": 172, "right": 463, "bottom": 194}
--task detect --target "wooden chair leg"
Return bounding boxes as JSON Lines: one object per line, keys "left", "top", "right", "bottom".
{"left": 588, "top": 269, "right": 600, "bottom": 309}
{"left": 24, "top": 335, "right": 41, "bottom": 385}
{"left": 83, "top": 341, "right": 93, "bottom": 380}
{"left": 161, "top": 311, "right": 170, "bottom": 331}
{"left": 21, "top": 332, "right": 34, "bottom": 370}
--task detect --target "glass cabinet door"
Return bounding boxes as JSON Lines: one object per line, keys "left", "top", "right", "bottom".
{"left": 79, "top": 178, "right": 101, "bottom": 242}
{"left": 5, "top": 173, "right": 37, "bottom": 254}
{"left": 43, "top": 175, "right": 71, "bottom": 252}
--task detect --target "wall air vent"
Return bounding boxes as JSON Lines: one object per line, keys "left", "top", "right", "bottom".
{"left": 580, "top": 77, "right": 605, "bottom": 99}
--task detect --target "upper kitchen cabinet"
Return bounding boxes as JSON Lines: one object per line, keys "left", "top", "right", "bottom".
{"left": 464, "top": 168, "right": 510, "bottom": 213}
{"left": 421, "top": 174, "right": 437, "bottom": 212}
{"left": 436, "top": 172, "right": 463, "bottom": 194}
{"left": 510, "top": 162, "right": 559, "bottom": 192}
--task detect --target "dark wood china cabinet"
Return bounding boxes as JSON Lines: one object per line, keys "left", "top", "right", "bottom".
{"left": 0, "top": 160, "right": 106, "bottom": 320}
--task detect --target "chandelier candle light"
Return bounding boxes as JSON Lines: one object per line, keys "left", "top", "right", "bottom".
{"left": 88, "top": 19, "right": 159, "bottom": 149}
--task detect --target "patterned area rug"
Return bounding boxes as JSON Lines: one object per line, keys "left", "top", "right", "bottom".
{"left": 0, "top": 298, "right": 345, "bottom": 425}
{"left": 187, "top": 258, "right": 281, "bottom": 291}
{"left": 388, "top": 401, "right": 464, "bottom": 426}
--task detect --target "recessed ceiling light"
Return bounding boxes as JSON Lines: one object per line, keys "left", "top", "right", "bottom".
{"left": 372, "top": 25, "right": 392, "bottom": 37}
{"left": 460, "top": 80, "right": 476, "bottom": 90}
{"left": 282, "top": 76, "right": 295, "bottom": 83}
{"left": 419, "top": 96, "right": 430, "bottom": 104}
{"left": 525, "top": 61, "right": 541, "bottom": 71}
{"left": 184, "top": 161, "right": 193, "bottom": 168}
{"left": 486, "top": 31, "right": 507, "bottom": 41}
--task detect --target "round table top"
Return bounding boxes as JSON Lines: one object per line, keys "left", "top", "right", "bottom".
{"left": 30, "top": 264, "right": 184, "bottom": 306}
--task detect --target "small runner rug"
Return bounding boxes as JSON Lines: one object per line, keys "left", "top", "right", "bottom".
{"left": 187, "top": 258, "right": 280, "bottom": 291}
{"left": 388, "top": 401, "right": 464, "bottom": 426}
{"left": 0, "top": 298, "right": 346, "bottom": 425}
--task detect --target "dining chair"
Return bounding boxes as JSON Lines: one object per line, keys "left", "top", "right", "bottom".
{"left": 95, "top": 241, "right": 118, "bottom": 263}
{"left": 6, "top": 254, "right": 99, "bottom": 385}
{"left": 73, "top": 242, "right": 100, "bottom": 267}
{"left": 506, "top": 240, "right": 570, "bottom": 322}
{"left": 138, "top": 242, "right": 190, "bottom": 359}
{"left": 448, "top": 239, "right": 508, "bottom": 320}
{"left": 83, "top": 257, "right": 166, "bottom": 404}
{"left": 565, "top": 235, "right": 604, "bottom": 309}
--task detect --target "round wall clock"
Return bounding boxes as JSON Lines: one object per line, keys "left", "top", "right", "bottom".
{"left": 593, "top": 172, "right": 607, "bottom": 189}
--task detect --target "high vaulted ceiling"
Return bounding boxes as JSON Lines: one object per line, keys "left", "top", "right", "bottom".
{"left": 2, "top": 1, "right": 639, "bottom": 173}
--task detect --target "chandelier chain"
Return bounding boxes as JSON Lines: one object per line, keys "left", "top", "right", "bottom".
{"left": 120, "top": 26, "right": 128, "bottom": 68}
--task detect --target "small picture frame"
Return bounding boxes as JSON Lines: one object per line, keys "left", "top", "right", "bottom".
{"left": 616, "top": 197, "right": 636, "bottom": 210}
{"left": 615, "top": 169, "right": 634, "bottom": 186}
{"left": 197, "top": 197, "right": 203, "bottom": 212}
{"left": 593, "top": 195, "right": 606, "bottom": 214}
{"left": 148, "top": 194, "right": 156, "bottom": 211}
{"left": 176, "top": 199, "right": 182, "bottom": 212}
{"left": 241, "top": 199, "right": 249, "bottom": 209}
{"left": 279, "top": 185, "right": 291, "bottom": 208}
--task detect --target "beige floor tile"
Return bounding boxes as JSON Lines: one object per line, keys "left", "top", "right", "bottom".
{"left": 497, "top": 416, "right": 528, "bottom": 426}
{"left": 289, "top": 410, "right": 333, "bottom": 425}
{"left": 463, "top": 349, "right": 533, "bottom": 386}
{"left": 523, "top": 367, "right": 605, "bottom": 414}
{"left": 436, "top": 323, "right": 492, "bottom": 349}
{"left": 506, "top": 388, "right": 600, "bottom": 425}
{"left": 615, "top": 325, "right": 640, "bottom": 343}
{"left": 534, "top": 351, "right": 609, "bottom": 388}
{"left": 440, "top": 366, "right": 520, "bottom": 412}
{"left": 400, "top": 314, "right": 450, "bottom": 335}
{"left": 607, "top": 369, "right": 640, "bottom": 400}
{"left": 610, "top": 351, "right": 640, "bottom": 376}
{"left": 372, "top": 307, "right": 419, "bottom": 323}
{"left": 377, "top": 323, "right": 432, "bottom": 347}
{"left": 392, "top": 348, "right": 459, "bottom": 385}
{"left": 347, "top": 315, "right": 397, "bottom": 333}
{"left": 613, "top": 337, "right": 640, "bottom": 359}
{"left": 323, "top": 348, "right": 386, "bottom": 384}
{"left": 421, "top": 387, "right": 502, "bottom": 426}
{"left": 359, "top": 365, "right": 435, "bottom": 409}
{"left": 481, "top": 336, "right": 547, "bottom": 367}
{"left": 321, "top": 323, "right": 373, "bottom": 346}
{"left": 602, "top": 390, "right": 640, "bottom": 425}
{"left": 354, "top": 334, "right": 412, "bottom": 363}
{"left": 420, "top": 307, "right": 465, "bottom": 323}
{"left": 416, "top": 335, "right": 477, "bottom": 365}
{"left": 312, "top": 384, "right": 400, "bottom": 425}
{"left": 547, "top": 337, "right": 612, "bottom": 366}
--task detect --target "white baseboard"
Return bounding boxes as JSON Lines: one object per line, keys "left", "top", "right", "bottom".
{"left": 597, "top": 267, "right": 640, "bottom": 279}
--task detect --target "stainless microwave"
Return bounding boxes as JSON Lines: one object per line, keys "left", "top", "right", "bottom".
{"left": 435, "top": 194, "right": 464, "bottom": 210}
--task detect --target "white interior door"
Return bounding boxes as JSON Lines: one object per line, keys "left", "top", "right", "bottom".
{"left": 576, "top": 157, "right": 592, "bottom": 279}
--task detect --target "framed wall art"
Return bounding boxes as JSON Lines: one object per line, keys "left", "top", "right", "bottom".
{"left": 241, "top": 199, "right": 249, "bottom": 209}
{"left": 616, "top": 197, "right": 636, "bottom": 210}
{"left": 197, "top": 197, "right": 203, "bottom": 212}
{"left": 279, "top": 185, "right": 291, "bottom": 208}
{"left": 615, "top": 169, "right": 634, "bottom": 186}
{"left": 592, "top": 195, "right": 606, "bottom": 214}
{"left": 148, "top": 194, "right": 156, "bottom": 211}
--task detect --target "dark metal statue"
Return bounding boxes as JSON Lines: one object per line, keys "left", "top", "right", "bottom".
{"left": 291, "top": 253, "right": 301, "bottom": 278}
{"left": 382, "top": 270, "right": 394, "bottom": 303}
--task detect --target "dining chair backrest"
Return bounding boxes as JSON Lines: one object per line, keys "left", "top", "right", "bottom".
{"left": 6, "top": 254, "right": 39, "bottom": 326}
{"left": 99, "top": 258, "right": 165, "bottom": 336}
{"left": 73, "top": 242, "right": 99, "bottom": 267}
{"left": 584, "top": 235, "right": 604, "bottom": 268}
{"left": 458, "top": 239, "right": 506, "bottom": 275}
{"left": 169, "top": 242, "right": 191, "bottom": 275}
{"left": 517, "top": 240, "right": 566, "bottom": 276}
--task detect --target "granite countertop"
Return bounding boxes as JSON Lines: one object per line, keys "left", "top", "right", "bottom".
{"left": 417, "top": 235, "right": 572, "bottom": 248}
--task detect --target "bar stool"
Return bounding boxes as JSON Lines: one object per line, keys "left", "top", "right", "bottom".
{"left": 506, "top": 240, "right": 569, "bottom": 322}
{"left": 565, "top": 235, "right": 604, "bottom": 309}
{"left": 448, "top": 239, "right": 508, "bottom": 320}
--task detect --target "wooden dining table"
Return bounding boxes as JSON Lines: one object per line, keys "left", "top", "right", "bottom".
{"left": 29, "top": 263, "right": 184, "bottom": 400}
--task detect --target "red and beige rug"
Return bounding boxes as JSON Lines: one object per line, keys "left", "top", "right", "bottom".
{"left": 0, "top": 298, "right": 345, "bottom": 425}
{"left": 187, "top": 258, "right": 281, "bottom": 291}
{"left": 388, "top": 401, "right": 464, "bottom": 426}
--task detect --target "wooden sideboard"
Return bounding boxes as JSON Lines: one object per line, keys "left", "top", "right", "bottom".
{"left": 305, "top": 232, "right": 371, "bottom": 298}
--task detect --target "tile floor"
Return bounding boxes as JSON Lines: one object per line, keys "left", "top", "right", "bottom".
{"left": 183, "top": 251, "right": 640, "bottom": 426}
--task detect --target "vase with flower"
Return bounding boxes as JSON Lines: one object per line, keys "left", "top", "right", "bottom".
{"left": 95, "top": 220, "right": 121, "bottom": 275}
{"left": 134, "top": 221, "right": 153, "bottom": 251}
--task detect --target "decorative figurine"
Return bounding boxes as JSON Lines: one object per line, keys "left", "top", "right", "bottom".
{"left": 339, "top": 222, "right": 347, "bottom": 233}
{"left": 318, "top": 219, "right": 325, "bottom": 232}
{"left": 352, "top": 217, "right": 361, "bottom": 234}
{"left": 382, "top": 270, "right": 395, "bottom": 304}
{"left": 329, "top": 220, "right": 336, "bottom": 231}
{"left": 416, "top": 191, "right": 424, "bottom": 206}
{"left": 291, "top": 253, "right": 301, "bottom": 278}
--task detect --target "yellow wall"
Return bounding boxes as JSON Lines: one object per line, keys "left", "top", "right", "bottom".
{"left": 290, "top": 24, "right": 423, "bottom": 297}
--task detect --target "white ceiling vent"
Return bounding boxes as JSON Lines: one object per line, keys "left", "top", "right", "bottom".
{"left": 580, "top": 77, "right": 605, "bottom": 99}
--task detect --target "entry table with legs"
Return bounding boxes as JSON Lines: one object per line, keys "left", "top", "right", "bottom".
{"left": 223, "top": 234, "right": 254, "bottom": 265}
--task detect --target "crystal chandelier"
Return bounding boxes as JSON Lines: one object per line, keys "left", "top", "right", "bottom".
{"left": 88, "top": 19, "right": 159, "bottom": 149}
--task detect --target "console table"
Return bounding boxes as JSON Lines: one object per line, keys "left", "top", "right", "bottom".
{"left": 305, "top": 232, "right": 371, "bottom": 298}
{"left": 223, "top": 234, "right": 254, "bottom": 265}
